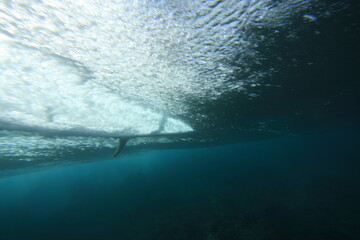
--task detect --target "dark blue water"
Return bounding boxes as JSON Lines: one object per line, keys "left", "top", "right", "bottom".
{"left": 0, "top": 131, "right": 359, "bottom": 240}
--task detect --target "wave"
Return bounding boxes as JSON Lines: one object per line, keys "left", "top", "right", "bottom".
{"left": 0, "top": 0, "right": 358, "bottom": 171}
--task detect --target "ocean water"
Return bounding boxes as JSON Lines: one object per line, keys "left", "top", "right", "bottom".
{"left": 0, "top": 133, "right": 359, "bottom": 240}
{"left": 0, "top": 0, "right": 359, "bottom": 239}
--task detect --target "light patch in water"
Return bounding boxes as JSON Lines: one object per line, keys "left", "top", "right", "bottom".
{"left": 0, "top": 40, "right": 192, "bottom": 136}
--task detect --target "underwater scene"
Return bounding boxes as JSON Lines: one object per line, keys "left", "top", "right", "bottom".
{"left": 0, "top": 0, "right": 359, "bottom": 239}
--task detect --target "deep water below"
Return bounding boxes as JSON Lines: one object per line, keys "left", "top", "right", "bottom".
{"left": 0, "top": 131, "right": 359, "bottom": 240}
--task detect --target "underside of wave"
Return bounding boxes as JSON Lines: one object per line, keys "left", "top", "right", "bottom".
{"left": 0, "top": 40, "right": 193, "bottom": 138}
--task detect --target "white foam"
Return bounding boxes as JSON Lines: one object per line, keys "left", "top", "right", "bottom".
{"left": 0, "top": 41, "right": 192, "bottom": 136}
{"left": 0, "top": 0, "right": 311, "bottom": 118}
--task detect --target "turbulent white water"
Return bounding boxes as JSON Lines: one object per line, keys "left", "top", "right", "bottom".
{"left": 0, "top": 40, "right": 192, "bottom": 136}
{"left": 0, "top": 0, "right": 314, "bottom": 162}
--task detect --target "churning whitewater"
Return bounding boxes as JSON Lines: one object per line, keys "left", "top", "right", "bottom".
{"left": 0, "top": 0, "right": 351, "bottom": 168}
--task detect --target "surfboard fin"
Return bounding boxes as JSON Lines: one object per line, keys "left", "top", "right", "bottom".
{"left": 111, "top": 138, "right": 129, "bottom": 159}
